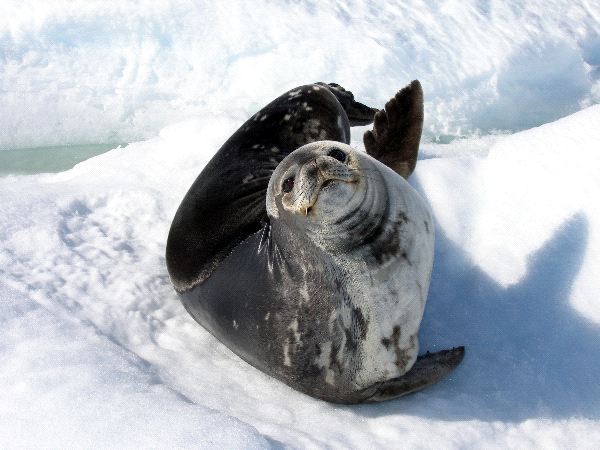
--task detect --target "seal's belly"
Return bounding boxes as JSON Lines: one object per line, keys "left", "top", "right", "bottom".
{"left": 340, "top": 176, "right": 435, "bottom": 388}
{"left": 353, "top": 260, "right": 429, "bottom": 387}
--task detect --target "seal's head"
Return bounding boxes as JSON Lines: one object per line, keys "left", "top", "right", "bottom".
{"left": 267, "top": 141, "right": 389, "bottom": 253}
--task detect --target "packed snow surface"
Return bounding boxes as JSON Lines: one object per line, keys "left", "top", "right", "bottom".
{"left": 1, "top": 0, "right": 600, "bottom": 448}
{"left": 2, "top": 105, "right": 600, "bottom": 448}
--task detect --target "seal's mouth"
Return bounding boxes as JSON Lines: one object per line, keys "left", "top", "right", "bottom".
{"left": 306, "top": 179, "right": 336, "bottom": 215}
{"left": 283, "top": 154, "right": 361, "bottom": 217}
{"left": 321, "top": 178, "right": 336, "bottom": 189}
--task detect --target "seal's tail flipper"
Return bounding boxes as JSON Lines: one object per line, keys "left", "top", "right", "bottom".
{"left": 363, "top": 80, "right": 424, "bottom": 179}
{"left": 318, "top": 82, "right": 379, "bottom": 126}
{"left": 361, "top": 346, "right": 465, "bottom": 403}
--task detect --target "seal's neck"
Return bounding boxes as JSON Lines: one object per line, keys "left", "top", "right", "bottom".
{"left": 305, "top": 173, "right": 390, "bottom": 256}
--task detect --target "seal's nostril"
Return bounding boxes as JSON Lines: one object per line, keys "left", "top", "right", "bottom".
{"left": 282, "top": 176, "right": 294, "bottom": 193}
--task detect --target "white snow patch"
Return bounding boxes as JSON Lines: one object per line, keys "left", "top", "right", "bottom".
{"left": 0, "top": 284, "right": 268, "bottom": 449}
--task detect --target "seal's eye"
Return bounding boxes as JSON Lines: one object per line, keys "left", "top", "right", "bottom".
{"left": 328, "top": 148, "right": 346, "bottom": 162}
{"left": 282, "top": 176, "right": 294, "bottom": 193}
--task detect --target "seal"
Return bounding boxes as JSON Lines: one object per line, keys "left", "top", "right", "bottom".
{"left": 166, "top": 81, "right": 464, "bottom": 403}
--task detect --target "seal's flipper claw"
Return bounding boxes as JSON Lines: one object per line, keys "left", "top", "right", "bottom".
{"left": 345, "top": 102, "right": 380, "bottom": 126}
{"left": 364, "top": 80, "right": 424, "bottom": 179}
{"left": 317, "top": 82, "right": 379, "bottom": 126}
{"left": 361, "top": 346, "right": 465, "bottom": 403}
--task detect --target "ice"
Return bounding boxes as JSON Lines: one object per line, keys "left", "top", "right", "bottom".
{"left": 2, "top": 0, "right": 600, "bottom": 448}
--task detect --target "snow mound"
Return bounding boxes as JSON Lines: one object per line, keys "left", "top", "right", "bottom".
{"left": 1, "top": 0, "right": 599, "bottom": 149}
{"left": 1, "top": 103, "right": 600, "bottom": 447}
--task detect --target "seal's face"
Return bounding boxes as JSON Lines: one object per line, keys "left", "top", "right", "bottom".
{"left": 267, "top": 141, "right": 389, "bottom": 253}
{"left": 269, "top": 141, "right": 360, "bottom": 216}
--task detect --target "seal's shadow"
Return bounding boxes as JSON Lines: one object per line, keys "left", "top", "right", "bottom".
{"left": 353, "top": 203, "right": 600, "bottom": 422}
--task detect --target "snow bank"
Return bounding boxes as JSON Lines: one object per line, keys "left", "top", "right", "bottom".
{"left": 1, "top": 102, "right": 600, "bottom": 447}
{"left": 1, "top": 0, "right": 599, "bottom": 149}
{"left": 419, "top": 105, "right": 600, "bottom": 322}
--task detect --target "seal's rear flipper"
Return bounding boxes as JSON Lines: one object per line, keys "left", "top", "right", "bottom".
{"left": 360, "top": 346, "right": 465, "bottom": 403}
{"left": 363, "top": 80, "right": 424, "bottom": 179}
{"left": 318, "top": 82, "right": 379, "bottom": 126}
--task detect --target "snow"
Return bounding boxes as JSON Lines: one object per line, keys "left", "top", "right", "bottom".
{"left": 1, "top": 0, "right": 600, "bottom": 448}
{"left": 1, "top": 0, "right": 600, "bottom": 150}
{"left": 0, "top": 283, "right": 269, "bottom": 449}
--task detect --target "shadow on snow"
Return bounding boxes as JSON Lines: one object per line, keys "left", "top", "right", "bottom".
{"left": 354, "top": 209, "right": 600, "bottom": 422}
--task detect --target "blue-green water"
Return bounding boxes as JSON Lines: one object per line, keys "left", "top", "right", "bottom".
{"left": 0, "top": 144, "right": 124, "bottom": 176}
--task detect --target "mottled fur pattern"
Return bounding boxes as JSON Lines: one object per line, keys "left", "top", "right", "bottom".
{"left": 168, "top": 82, "right": 464, "bottom": 403}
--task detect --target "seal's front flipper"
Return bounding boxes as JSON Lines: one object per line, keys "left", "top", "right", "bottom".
{"left": 318, "top": 82, "right": 379, "bottom": 126}
{"left": 363, "top": 80, "right": 424, "bottom": 179}
{"left": 361, "top": 346, "right": 465, "bottom": 403}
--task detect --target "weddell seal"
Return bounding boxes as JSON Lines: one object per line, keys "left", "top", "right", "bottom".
{"left": 166, "top": 81, "right": 465, "bottom": 403}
